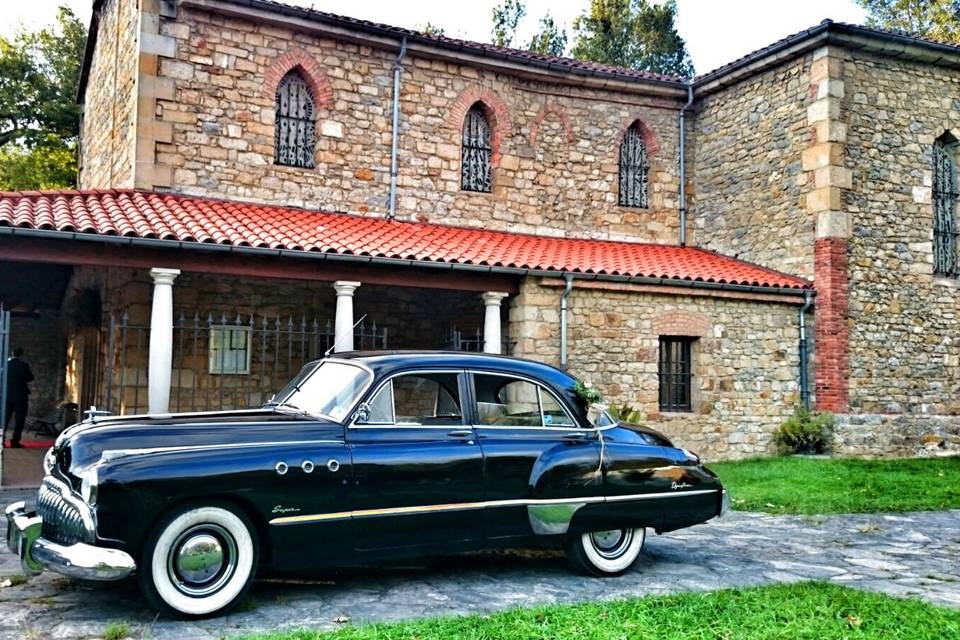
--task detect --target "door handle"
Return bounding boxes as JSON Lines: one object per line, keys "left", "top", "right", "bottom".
{"left": 561, "top": 432, "right": 590, "bottom": 442}
{"left": 447, "top": 429, "right": 474, "bottom": 439}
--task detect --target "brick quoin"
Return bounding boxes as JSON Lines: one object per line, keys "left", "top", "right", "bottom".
{"left": 614, "top": 116, "right": 660, "bottom": 157}
{"left": 653, "top": 310, "right": 711, "bottom": 337}
{"left": 445, "top": 86, "right": 512, "bottom": 167}
{"left": 262, "top": 48, "right": 334, "bottom": 108}
{"left": 529, "top": 103, "right": 574, "bottom": 147}
{"left": 814, "top": 237, "right": 849, "bottom": 413}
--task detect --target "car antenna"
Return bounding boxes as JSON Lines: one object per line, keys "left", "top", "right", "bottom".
{"left": 325, "top": 314, "right": 368, "bottom": 357}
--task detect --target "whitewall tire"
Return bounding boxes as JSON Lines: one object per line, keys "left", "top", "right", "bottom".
{"left": 566, "top": 528, "right": 645, "bottom": 576}
{"left": 139, "top": 505, "right": 258, "bottom": 617}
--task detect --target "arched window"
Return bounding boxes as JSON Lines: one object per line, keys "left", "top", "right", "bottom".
{"left": 619, "top": 122, "right": 650, "bottom": 208}
{"left": 461, "top": 104, "right": 492, "bottom": 192}
{"left": 934, "top": 132, "right": 959, "bottom": 276}
{"left": 275, "top": 69, "right": 316, "bottom": 169}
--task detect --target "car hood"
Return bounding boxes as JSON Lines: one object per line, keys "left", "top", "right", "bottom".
{"left": 54, "top": 409, "right": 340, "bottom": 471}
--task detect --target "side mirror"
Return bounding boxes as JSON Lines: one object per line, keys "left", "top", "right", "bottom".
{"left": 352, "top": 402, "right": 371, "bottom": 424}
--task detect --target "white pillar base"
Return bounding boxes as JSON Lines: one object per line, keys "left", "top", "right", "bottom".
{"left": 333, "top": 281, "right": 361, "bottom": 353}
{"left": 148, "top": 268, "right": 180, "bottom": 413}
{"left": 481, "top": 292, "right": 509, "bottom": 355}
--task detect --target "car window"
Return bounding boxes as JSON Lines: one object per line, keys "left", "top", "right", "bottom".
{"left": 363, "top": 373, "right": 463, "bottom": 426}
{"left": 473, "top": 374, "right": 575, "bottom": 428}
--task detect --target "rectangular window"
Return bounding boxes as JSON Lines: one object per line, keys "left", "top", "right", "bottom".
{"left": 209, "top": 325, "right": 252, "bottom": 375}
{"left": 473, "top": 374, "right": 576, "bottom": 428}
{"left": 659, "top": 337, "right": 693, "bottom": 413}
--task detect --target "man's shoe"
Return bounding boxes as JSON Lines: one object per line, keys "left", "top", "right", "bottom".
{"left": 10, "top": 442, "right": 23, "bottom": 448}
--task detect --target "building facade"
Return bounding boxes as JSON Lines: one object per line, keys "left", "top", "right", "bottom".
{"left": 1, "top": 0, "right": 959, "bottom": 472}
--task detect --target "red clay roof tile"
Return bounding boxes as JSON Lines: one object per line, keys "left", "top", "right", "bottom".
{"left": 0, "top": 189, "right": 810, "bottom": 290}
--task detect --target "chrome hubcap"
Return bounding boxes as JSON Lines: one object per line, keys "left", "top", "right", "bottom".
{"left": 168, "top": 524, "right": 237, "bottom": 597}
{"left": 590, "top": 529, "right": 632, "bottom": 559}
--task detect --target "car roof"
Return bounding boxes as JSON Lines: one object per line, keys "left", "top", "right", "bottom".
{"left": 328, "top": 350, "right": 576, "bottom": 389}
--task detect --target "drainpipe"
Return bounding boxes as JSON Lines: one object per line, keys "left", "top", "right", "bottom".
{"left": 798, "top": 290, "right": 813, "bottom": 409}
{"left": 678, "top": 81, "right": 694, "bottom": 246}
{"left": 559, "top": 274, "right": 574, "bottom": 370}
{"left": 387, "top": 37, "right": 407, "bottom": 220}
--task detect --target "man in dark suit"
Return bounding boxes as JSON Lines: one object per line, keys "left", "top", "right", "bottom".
{"left": 5, "top": 347, "right": 34, "bottom": 448}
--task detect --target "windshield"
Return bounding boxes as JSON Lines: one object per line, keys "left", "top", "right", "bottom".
{"left": 270, "top": 360, "right": 372, "bottom": 422}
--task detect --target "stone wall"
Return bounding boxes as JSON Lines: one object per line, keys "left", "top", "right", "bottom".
{"left": 509, "top": 278, "right": 805, "bottom": 460}
{"left": 78, "top": 0, "right": 139, "bottom": 189}
{"left": 8, "top": 313, "right": 65, "bottom": 420}
{"left": 147, "top": 6, "right": 685, "bottom": 241}
{"left": 839, "top": 50, "right": 960, "bottom": 445}
{"left": 691, "top": 55, "right": 815, "bottom": 278}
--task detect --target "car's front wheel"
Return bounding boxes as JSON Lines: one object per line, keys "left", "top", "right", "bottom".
{"left": 139, "top": 504, "right": 258, "bottom": 617}
{"left": 566, "top": 527, "right": 645, "bottom": 576}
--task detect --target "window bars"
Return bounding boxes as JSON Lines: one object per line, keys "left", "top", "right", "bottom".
{"left": 619, "top": 123, "right": 650, "bottom": 208}
{"left": 462, "top": 104, "right": 492, "bottom": 192}
{"left": 275, "top": 71, "right": 316, "bottom": 168}
{"left": 658, "top": 337, "right": 692, "bottom": 413}
{"left": 934, "top": 136, "right": 959, "bottom": 276}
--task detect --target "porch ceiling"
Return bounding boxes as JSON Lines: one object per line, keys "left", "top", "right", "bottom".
{"left": 0, "top": 189, "right": 811, "bottom": 292}
{"left": 0, "top": 262, "right": 71, "bottom": 313}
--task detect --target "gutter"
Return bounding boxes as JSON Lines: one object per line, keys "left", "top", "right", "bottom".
{"left": 798, "top": 290, "right": 814, "bottom": 409}
{"left": 387, "top": 37, "right": 407, "bottom": 220}
{"left": 0, "top": 226, "right": 812, "bottom": 298}
{"left": 559, "top": 274, "right": 574, "bottom": 370}
{"left": 677, "top": 81, "right": 693, "bottom": 246}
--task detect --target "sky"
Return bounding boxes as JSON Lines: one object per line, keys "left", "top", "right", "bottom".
{"left": 2, "top": 0, "right": 868, "bottom": 75}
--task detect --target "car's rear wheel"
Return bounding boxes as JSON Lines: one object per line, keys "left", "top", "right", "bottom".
{"left": 138, "top": 504, "right": 258, "bottom": 618}
{"left": 566, "top": 527, "right": 645, "bottom": 576}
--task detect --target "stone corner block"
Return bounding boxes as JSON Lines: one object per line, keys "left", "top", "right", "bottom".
{"left": 816, "top": 210, "right": 852, "bottom": 239}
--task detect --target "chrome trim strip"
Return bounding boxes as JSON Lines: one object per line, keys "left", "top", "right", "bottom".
{"left": 100, "top": 439, "right": 346, "bottom": 460}
{"left": 269, "top": 489, "right": 719, "bottom": 525}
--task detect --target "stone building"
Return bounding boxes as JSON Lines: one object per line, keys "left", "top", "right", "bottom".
{"left": 1, "top": 0, "right": 958, "bottom": 471}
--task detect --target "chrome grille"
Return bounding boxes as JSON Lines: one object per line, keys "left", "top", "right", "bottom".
{"left": 37, "top": 477, "right": 95, "bottom": 545}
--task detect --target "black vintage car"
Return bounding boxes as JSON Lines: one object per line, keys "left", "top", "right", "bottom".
{"left": 6, "top": 352, "right": 728, "bottom": 617}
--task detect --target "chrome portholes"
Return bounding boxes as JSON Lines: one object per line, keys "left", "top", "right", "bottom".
{"left": 167, "top": 524, "right": 238, "bottom": 598}
{"left": 301, "top": 460, "right": 315, "bottom": 474}
{"left": 589, "top": 529, "right": 634, "bottom": 560}
{"left": 275, "top": 462, "right": 289, "bottom": 476}
{"left": 326, "top": 459, "right": 340, "bottom": 473}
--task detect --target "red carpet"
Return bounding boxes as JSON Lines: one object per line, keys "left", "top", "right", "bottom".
{"left": 3, "top": 440, "right": 54, "bottom": 449}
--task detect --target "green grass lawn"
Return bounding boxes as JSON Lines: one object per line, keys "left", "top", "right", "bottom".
{"left": 242, "top": 582, "right": 960, "bottom": 640}
{"left": 710, "top": 456, "right": 960, "bottom": 515}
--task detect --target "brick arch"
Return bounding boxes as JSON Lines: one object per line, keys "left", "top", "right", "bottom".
{"left": 445, "top": 86, "right": 512, "bottom": 166}
{"left": 615, "top": 116, "right": 659, "bottom": 156}
{"left": 529, "top": 102, "right": 574, "bottom": 147}
{"left": 262, "top": 48, "right": 334, "bottom": 108}
{"left": 652, "top": 311, "right": 711, "bottom": 338}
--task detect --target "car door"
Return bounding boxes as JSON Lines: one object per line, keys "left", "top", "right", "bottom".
{"left": 470, "top": 371, "right": 602, "bottom": 540}
{"left": 347, "top": 370, "right": 486, "bottom": 552}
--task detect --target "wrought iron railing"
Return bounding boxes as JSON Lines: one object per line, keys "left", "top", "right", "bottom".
{"left": 98, "top": 311, "right": 387, "bottom": 415}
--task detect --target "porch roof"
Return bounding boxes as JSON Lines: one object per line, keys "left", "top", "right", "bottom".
{"left": 0, "top": 189, "right": 810, "bottom": 291}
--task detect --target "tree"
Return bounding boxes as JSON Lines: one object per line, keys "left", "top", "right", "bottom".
{"left": 571, "top": 0, "right": 694, "bottom": 77}
{"left": 491, "top": 0, "right": 526, "bottom": 48}
{"left": 855, "top": 0, "right": 960, "bottom": 43}
{"left": 528, "top": 14, "right": 568, "bottom": 56}
{"left": 0, "top": 6, "right": 85, "bottom": 190}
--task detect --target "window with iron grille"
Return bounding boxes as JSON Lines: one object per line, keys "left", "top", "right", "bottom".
{"left": 659, "top": 337, "right": 693, "bottom": 412}
{"left": 274, "top": 70, "right": 316, "bottom": 169}
{"left": 209, "top": 325, "right": 252, "bottom": 375}
{"left": 619, "top": 122, "right": 650, "bottom": 208}
{"left": 461, "top": 104, "right": 492, "bottom": 192}
{"left": 934, "top": 134, "right": 959, "bottom": 276}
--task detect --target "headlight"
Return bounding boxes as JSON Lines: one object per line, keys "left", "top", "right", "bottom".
{"left": 79, "top": 468, "right": 99, "bottom": 506}
{"left": 43, "top": 449, "right": 55, "bottom": 474}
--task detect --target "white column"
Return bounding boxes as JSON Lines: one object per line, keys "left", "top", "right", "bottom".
{"left": 481, "top": 292, "right": 509, "bottom": 354}
{"left": 333, "top": 281, "right": 361, "bottom": 352}
{"left": 148, "top": 268, "right": 180, "bottom": 413}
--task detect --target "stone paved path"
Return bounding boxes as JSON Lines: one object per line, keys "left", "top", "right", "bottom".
{"left": 0, "top": 487, "right": 957, "bottom": 640}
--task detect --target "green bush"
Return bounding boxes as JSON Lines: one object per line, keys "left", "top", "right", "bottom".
{"left": 773, "top": 401, "right": 834, "bottom": 455}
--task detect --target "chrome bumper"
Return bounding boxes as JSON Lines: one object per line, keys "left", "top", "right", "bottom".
{"left": 5, "top": 501, "right": 135, "bottom": 581}
{"left": 719, "top": 489, "right": 731, "bottom": 516}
